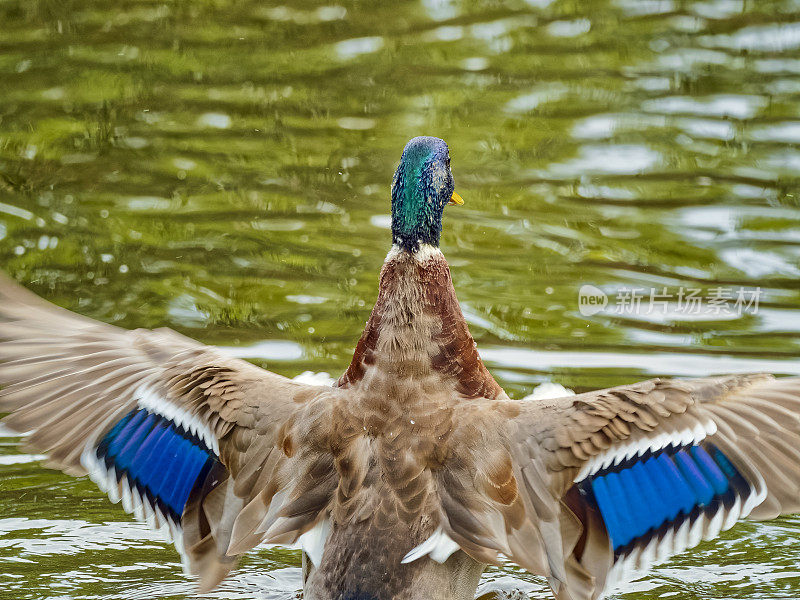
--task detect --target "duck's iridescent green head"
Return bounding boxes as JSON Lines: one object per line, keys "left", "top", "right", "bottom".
{"left": 391, "top": 136, "right": 463, "bottom": 253}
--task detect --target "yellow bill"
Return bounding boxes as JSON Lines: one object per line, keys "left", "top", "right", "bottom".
{"left": 448, "top": 191, "right": 464, "bottom": 206}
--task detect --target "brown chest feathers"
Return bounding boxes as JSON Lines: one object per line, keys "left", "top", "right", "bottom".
{"left": 337, "top": 247, "right": 503, "bottom": 401}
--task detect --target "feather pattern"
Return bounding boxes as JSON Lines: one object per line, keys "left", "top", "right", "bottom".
{"left": 0, "top": 273, "right": 339, "bottom": 592}
{"left": 454, "top": 374, "right": 800, "bottom": 600}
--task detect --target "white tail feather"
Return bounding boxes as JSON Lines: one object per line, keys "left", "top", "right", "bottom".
{"left": 401, "top": 526, "right": 460, "bottom": 564}
{"left": 294, "top": 518, "right": 331, "bottom": 567}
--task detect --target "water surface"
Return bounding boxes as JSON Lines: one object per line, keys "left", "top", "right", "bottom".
{"left": 2, "top": 0, "right": 800, "bottom": 598}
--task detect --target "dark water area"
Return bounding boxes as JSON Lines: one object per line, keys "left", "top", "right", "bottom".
{"left": 2, "top": 0, "right": 800, "bottom": 598}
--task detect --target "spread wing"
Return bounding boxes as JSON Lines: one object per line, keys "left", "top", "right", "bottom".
{"left": 0, "top": 274, "right": 338, "bottom": 591}
{"left": 412, "top": 375, "right": 800, "bottom": 600}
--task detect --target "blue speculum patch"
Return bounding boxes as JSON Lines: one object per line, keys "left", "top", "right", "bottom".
{"left": 583, "top": 444, "right": 746, "bottom": 552}
{"left": 95, "top": 408, "right": 216, "bottom": 520}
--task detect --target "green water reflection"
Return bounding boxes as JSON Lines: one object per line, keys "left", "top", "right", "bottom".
{"left": 2, "top": 0, "right": 800, "bottom": 598}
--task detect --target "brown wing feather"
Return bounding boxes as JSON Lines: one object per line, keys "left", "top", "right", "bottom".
{"left": 0, "top": 273, "right": 338, "bottom": 591}
{"left": 437, "top": 375, "right": 800, "bottom": 600}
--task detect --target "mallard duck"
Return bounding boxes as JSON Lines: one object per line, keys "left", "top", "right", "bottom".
{"left": 2, "top": 136, "right": 800, "bottom": 600}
